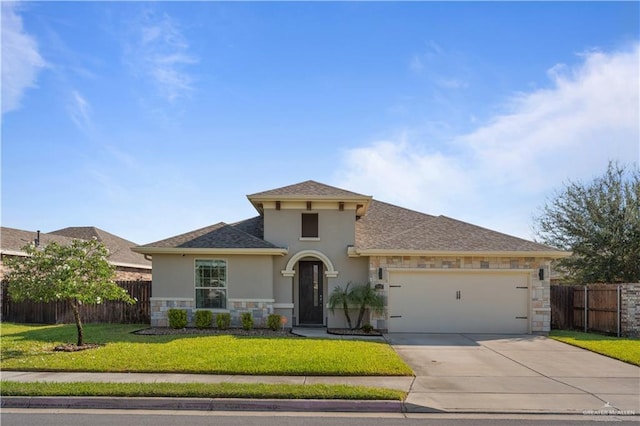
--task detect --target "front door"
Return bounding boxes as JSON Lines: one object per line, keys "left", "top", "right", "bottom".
{"left": 298, "top": 261, "right": 323, "bottom": 324}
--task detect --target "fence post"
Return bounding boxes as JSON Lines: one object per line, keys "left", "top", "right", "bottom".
{"left": 584, "top": 286, "right": 588, "bottom": 333}
{"left": 617, "top": 285, "right": 621, "bottom": 337}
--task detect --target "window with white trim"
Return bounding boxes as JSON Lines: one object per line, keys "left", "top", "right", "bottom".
{"left": 195, "top": 259, "right": 227, "bottom": 309}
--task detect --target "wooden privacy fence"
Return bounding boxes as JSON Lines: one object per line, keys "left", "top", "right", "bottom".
{"left": 1, "top": 280, "right": 151, "bottom": 324}
{"left": 551, "top": 284, "right": 623, "bottom": 336}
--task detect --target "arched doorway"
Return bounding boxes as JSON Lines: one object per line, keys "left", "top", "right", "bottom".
{"left": 281, "top": 250, "right": 339, "bottom": 326}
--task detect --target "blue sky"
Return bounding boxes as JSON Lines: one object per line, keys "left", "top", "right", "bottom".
{"left": 2, "top": 1, "right": 638, "bottom": 245}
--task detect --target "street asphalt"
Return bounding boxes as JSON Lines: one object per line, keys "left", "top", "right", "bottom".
{"left": 1, "top": 331, "right": 639, "bottom": 416}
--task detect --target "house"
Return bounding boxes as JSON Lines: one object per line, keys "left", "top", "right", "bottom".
{"left": 1, "top": 226, "right": 151, "bottom": 281}
{"left": 133, "top": 180, "right": 569, "bottom": 333}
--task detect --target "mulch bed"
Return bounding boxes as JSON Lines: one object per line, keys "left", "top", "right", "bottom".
{"left": 327, "top": 328, "right": 383, "bottom": 337}
{"left": 133, "top": 327, "right": 299, "bottom": 338}
{"left": 133, "top": 327, "right": 382, "bottom": 337}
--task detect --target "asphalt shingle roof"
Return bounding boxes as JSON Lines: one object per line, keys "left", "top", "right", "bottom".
{"left": 356, "top": 200, "right": 557, "bottom": 252}
{"left": 141, "top": 222, "right": 281, "bottom": 249}
{"left": 50, "top": 227, "right": 151, "bottom": 267}
{"left": 1, "top": 226, "right": 151, "bottom": 268}
{"left": 139, "top": 182, "right": 561, "bottom": 254}
{"left": 248, "top": 180, "right": 370, "bottom": 199}
{"left": 1, "top": 227, "right": 74, "bottom": 252}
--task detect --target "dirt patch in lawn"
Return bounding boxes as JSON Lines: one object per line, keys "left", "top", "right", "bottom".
{"left": 54, "top": 343, "right": 103, "bottom": 352}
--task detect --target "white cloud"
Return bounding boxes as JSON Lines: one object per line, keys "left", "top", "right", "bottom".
{"left": 125, "top": 10, "right": 198, "bottom": 103}
{"left": 337, "top": 44, "right": 640, "bottom": 239}
{"left": 68, "top": 90, "right": 92, "bottom": 133}
{"left": 1, "top": 2, "right": 47, "bottom": 114}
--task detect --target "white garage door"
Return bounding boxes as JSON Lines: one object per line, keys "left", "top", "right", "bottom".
{"left": 388, "top": 270, "right": 529, "bottom": 333}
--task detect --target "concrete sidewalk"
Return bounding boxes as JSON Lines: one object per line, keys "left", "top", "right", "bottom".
{"left": 1, "top": 371, "right": 412, "bottom": 413}
{"left": 2, "top": 330, "right": 639, "bottom": 416}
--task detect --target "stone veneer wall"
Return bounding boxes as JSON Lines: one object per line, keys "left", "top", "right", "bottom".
{"left": 150, "top": 298, "right": 273, "bottom": 328}
{"left": 227, "top": 300, "right": 273, "bottom": 328}
{"left": 620, "top": 283, "right": 640, "bottom": 338}
{"left": 150, "top": 298, "right": 194, "bottom": 327}
{"left": 368, "top": 255, "right": 553, "bottom": 334}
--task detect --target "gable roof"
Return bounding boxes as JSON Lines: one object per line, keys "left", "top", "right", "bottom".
{"left": 1, "top": 226, "right": 152, "bottom": 269}
{"left": 50, "top": 227, "right": 151, "bottom": 268}
{"left": 247, "top": 180, "right": 372, "bottom": 215}
{"left": 134, "top": 222, "right": 287, "bottom": 255}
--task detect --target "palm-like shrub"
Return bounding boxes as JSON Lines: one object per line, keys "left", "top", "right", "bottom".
{"left": 350, "top": 282, "right": 384, "bottom": 329}
{"left": 328, "top": 282, "right": 354, "bottom": 329}
{"left": 328, "top": 282, "right": 383, "bottom": 330}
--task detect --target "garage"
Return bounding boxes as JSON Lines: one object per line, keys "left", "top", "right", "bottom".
{"left": 388, "top": 270, "right": 530, "bottom": 333}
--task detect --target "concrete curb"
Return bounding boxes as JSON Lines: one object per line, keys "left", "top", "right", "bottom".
{"left": 1, "top": 396, "right": 404, "bottom": 413}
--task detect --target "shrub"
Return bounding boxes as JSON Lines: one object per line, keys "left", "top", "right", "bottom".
{"left": 167, "top": 309, "right": 187, "bottom": 329}
{"left": 362, "top": 323, "right": 374, "bottom": 333}
{"left": 194, "top": 310, "right": 212, "bottom": 329}
{"left": 241, "top": 312, "right": 253, "bottom": 330}
{"left": 267, "top": 314, "right": 282, "bottom": 331}
{"left": 216, "top": 313, "right": 231, "bottom": 330}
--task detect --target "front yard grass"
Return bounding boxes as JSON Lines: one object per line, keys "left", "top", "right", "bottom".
{"left": 0, "top": 323, "right": 413, "bottom": 376}
{"left": 549, "top": 330, "right": 640, "bottom": 366}
{"left": 0, "top": 381, "right": 406, "bottom": 400}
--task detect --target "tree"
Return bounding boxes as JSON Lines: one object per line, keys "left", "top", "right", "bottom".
{"left": 328, "top": 282, "right": 354, "bottom": 329}
{"left": 4, "top": 238, "right": 135, "bottom": 346}
{"left": 534, "top": 161, "right": 640, "bottom": 283}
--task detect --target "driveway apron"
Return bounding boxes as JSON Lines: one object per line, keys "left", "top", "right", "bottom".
{"left": 386, "top": 333, "right": 640, "bottom": 414}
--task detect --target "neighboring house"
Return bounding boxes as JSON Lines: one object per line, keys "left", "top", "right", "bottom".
{"left": 134, "top": 181, "right": 569, "bottom": 333}
{"left": 1, "top": 226, "right": 151, "bottom": 281}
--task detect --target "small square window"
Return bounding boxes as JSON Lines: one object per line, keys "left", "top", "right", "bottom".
{"left": 301, "top": 213, "right": 318, "bottom": 238}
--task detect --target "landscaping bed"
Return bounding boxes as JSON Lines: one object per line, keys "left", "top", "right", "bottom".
{"left": 133, "top": 327, "right": 296, "bottom": 337}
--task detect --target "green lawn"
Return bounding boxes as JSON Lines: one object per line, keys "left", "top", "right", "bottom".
{"left": 0, "top": 381, "right": 406, "bottom": 400}
{"left": 0, "top": 323, "right": 413, "bottom": 376}
{"left": 549, "top": 330, "right": 640, "bottom": 366}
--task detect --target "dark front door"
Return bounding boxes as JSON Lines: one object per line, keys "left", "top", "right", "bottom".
{"left": 298, "top": 261, "right": 324, "bottom": 325}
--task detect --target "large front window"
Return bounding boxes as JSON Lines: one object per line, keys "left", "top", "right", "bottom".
{"left": 195, "top": 259, "right": 227, "bottom": 309}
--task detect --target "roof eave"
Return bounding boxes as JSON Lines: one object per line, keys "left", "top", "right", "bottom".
{"left": 132, "top": 247, "right": 289, "bottom": 256}
{"left": 348, "top": 248, "right": 572, "bottom": 258}
{"left": 247, "top": 194, "right": 373, "bottom": 215}
{"left": 109, "top": 261, "right": 153, "bottom": 270}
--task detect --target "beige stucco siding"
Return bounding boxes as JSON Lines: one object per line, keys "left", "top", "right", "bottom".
{"left": 227, "top": 255, "right": 273, "bottom": 299}
{"left": 151, "top": 253, "right": 274, "bottom": 300}
{"left": 265, "top": 208, "right": 369, "bottom": 324}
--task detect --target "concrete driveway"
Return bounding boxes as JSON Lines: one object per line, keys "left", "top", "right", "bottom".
{"left": 386, "top": 333, "right": 640, "bottom": 414}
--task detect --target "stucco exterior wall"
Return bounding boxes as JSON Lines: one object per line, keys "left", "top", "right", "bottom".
{"left": 150, "top": 253, "right": 275, "bottom": 327}
{"left": 151, "top": 253, "right": 273, "bottom": 299}
{"left": 264, "top": 208, "right": 368, "bottom": 326}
